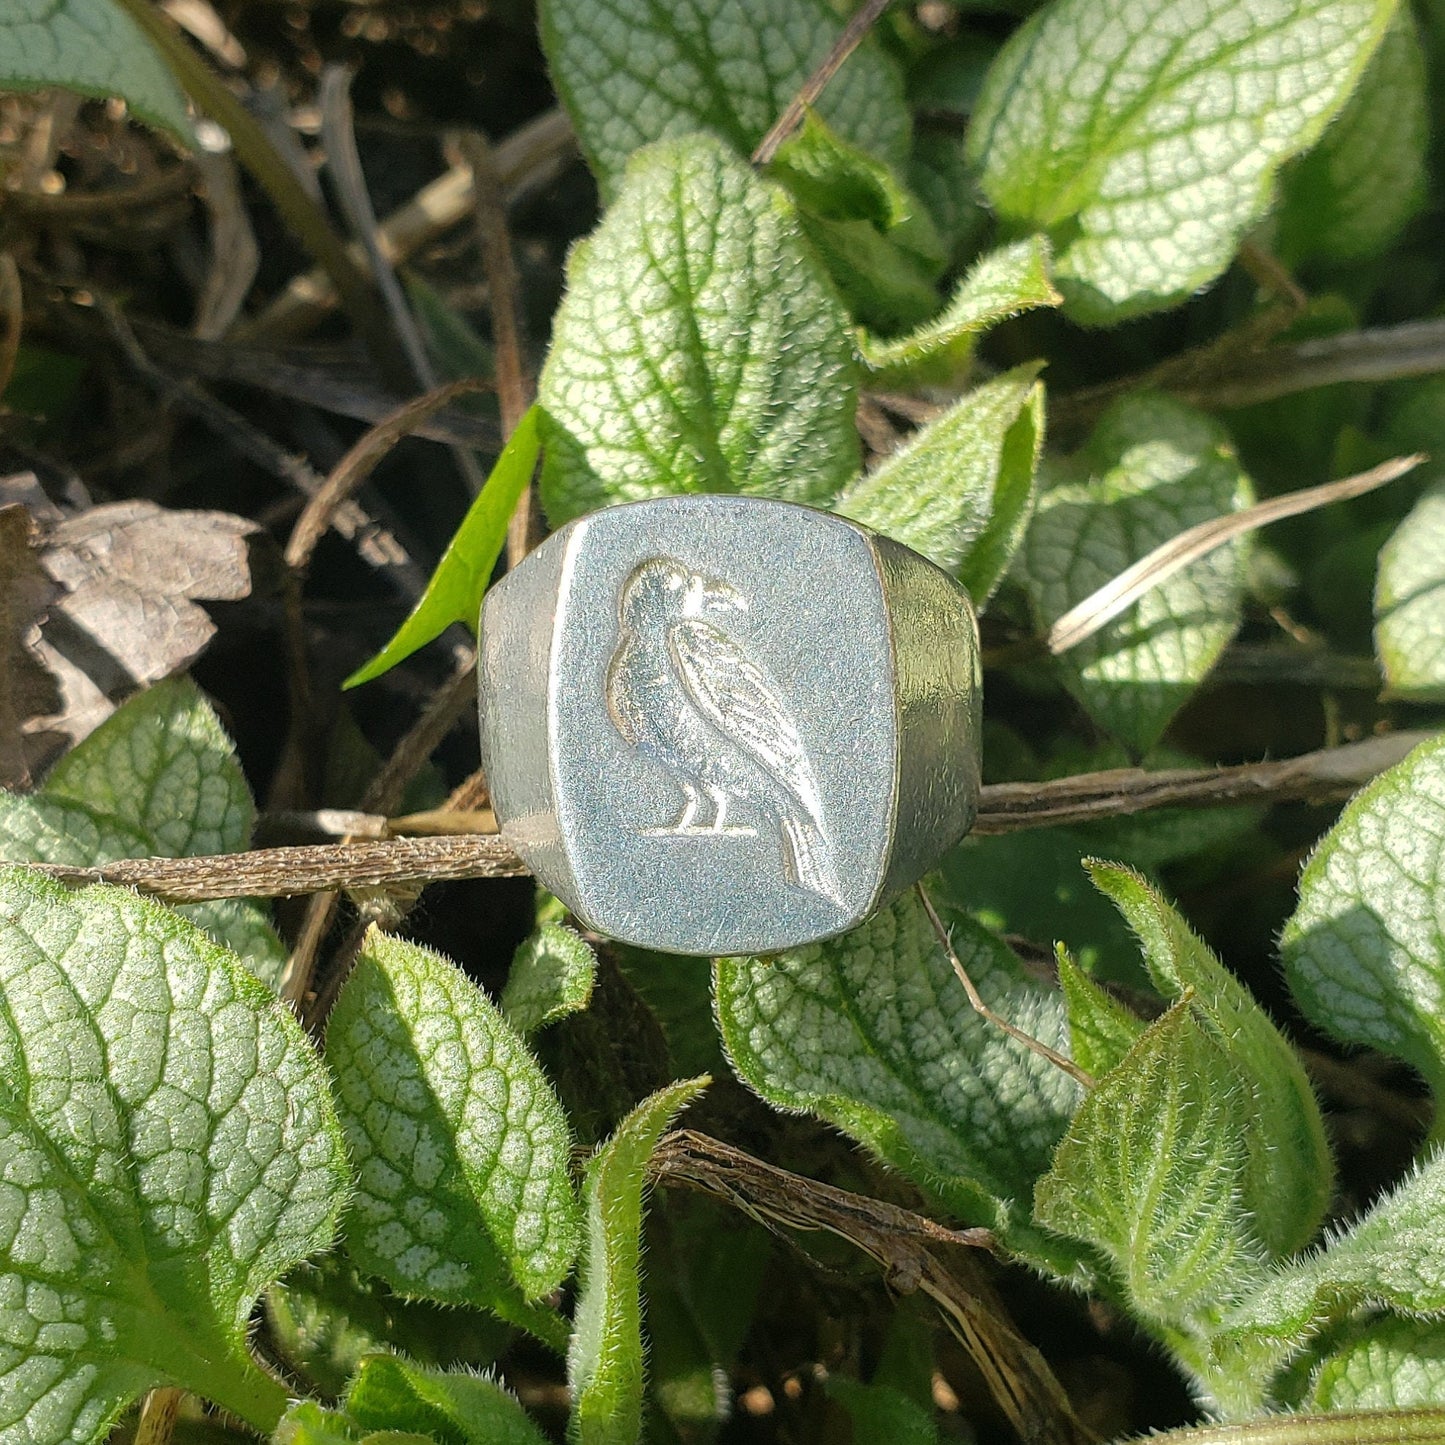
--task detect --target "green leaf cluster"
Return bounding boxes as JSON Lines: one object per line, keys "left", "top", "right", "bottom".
{"left": 9, "top": 0, "right": 1445, "bottom": 1435}
{"left": 0, "top": 685, "right": 705, "bottom": 1445}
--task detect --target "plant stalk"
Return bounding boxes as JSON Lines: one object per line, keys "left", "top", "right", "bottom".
{"left": 109, "top": 0, "right": 394, "bottom": 368}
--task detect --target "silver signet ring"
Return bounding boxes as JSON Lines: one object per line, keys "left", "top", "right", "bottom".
{"left": 479, "top": 495, "right": 981, "bottom": 955}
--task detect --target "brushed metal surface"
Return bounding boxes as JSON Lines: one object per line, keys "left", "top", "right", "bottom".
{"left": 478, "top": 495, "right": 980, "bottom": 955}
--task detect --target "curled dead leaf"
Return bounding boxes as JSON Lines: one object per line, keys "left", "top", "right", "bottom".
{"left": 2, "top": 484, "right": 261, "bottom": 778}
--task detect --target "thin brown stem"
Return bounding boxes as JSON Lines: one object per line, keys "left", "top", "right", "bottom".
{"left": 25, "top": 732, "right": 1433, "bottom": 905}
{"left": 283, "top": 379, "right": 490, "bottom": 573}
{"left": 917, "top": 886, "right": 1095, "bottom": 1089}
{"left": 752, "top": 0, "right": 895, "bottom": 166}
{"left": 652, "top": 1130, "right": 1096, "bottom": 1445}
{"left": 456, "top": 131, "right": 539, "bottom": 565}
{"left": 134, "top": 1389, "right": 184, "bottom": 1445}
{"left": 243, "top": 108, "right": 577, "bottom": 341}
{"left": 107, "top": 0, "right": 391, "bottom": 363}
{"left": 1055, "top": 316, "right": 1445, "bottom": 433}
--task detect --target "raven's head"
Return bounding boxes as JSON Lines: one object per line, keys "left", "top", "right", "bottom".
{"left": 619, "top": 557, "right": 745, "bottom": 625}
{"left": 681, "top": 571, "right": 745, "bottom": 618}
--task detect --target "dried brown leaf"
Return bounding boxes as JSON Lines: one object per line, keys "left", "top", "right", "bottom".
{"left": 26, "top": 499, "right": 259, "bottom": 766}
{"left": 0, "top": 503, "right": 63, "bottom": 789}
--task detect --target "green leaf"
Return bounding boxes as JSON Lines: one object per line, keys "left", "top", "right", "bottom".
{"left": 0, "top": 791, "right": 281, "bottom": 988}
{"left": 939, "top": 829, "right": 1148, "bottom": 985}
{"left": 0, "top": 0, "right": 195, "bottom": 144}
{"left": 346, "top": 1355, "right": 549, "bottom": 1445}
{"left": 1035, "top": 1003, "right": 1268, "bottom": 1332}
{"left": 274, "top": 1400, "right": 364, "bottom": 1445}
{"left": 538, "top": 0, "right": 909, "bottom": 200}
{"left": 1276, "top": 6, "right": 1428, "bottom": 263}
{"left": 265, "top": 1254, "right": 509, "bottom": 1400}
{"left": 714, "top": 892, "right": 1082, "bottom": 1237}
{"left": 1308, "top": 1317, "right": 1445, "bottom": 1411}
{"left": 324, "top": 928, "right": 579, "bottom": 1343}
{"left": 345, "top": 406, "right": 540, "bottom": 687}
{"left": 0, "top": 679, "right": 284, "bottom": 984}
{"left": 767, "top": 113, "right": 946, "bottom": 334}
{"left": 0, "top": 865, "right": 348, "bottom": 1444}
{"left": 537, "top": 135, "right": 859, "bottom": 524}
{"left": 833, "top": 366, "right": 1043, "bottom": 604}
{"left": 1019, "top": 393, "right": 1253, "bottom": 754}
{"left": 1087, "top": 861, "right": 1332, "bottom": 1257}
{"left": 501, "top": 924, "right": 598, "bottom": 1038}
{"left": 404, "top": 274, "right": 496, "bottom": 384}
{"left": 568, "top": 1077, "right": 709, "bottom": 1445}
{"left": 1220, "top": 1144, "right": 1445, "bottom": 1362}
{"left": 967, "top": 0, "right": 1396, "bottom": 322}
{"left": 769, "top": 109, "right": 941, "bottom": 262}
{"left": 645, "top": 1201, "right": 771, "bottom": 1436}
{"left": 827, "top": 1376, "right": 941, "bottom": 1445}
{"left": 1280, "top": 733, "right": 1445, "bottom": 1103}
{"left": 858, "top": 236, "right": 1060, "bottom": 386}
{"left": 0, "top": 793, "right": 153, "bottom": 867}
{"left": 794, "top": 210, "right": 943, "bottom": 334}
{"left": 1056, "top": 946, "right": 1145, "bottom": 1079}
{"left": 45, "top": 676, "right": 253, "bottom": 855}
{"left": 1375, "top": 482, "right": 1445, "bottom": 702}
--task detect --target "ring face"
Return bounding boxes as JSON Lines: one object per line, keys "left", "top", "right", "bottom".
{"left": 480, "top": 495, "right": 980, "bottom": 956}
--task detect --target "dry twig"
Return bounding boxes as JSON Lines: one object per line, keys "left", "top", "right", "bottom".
{"left": 24, "top": 733, "right": 1432, "bottom": 905}
{"left": 751, "top": 0, "right": 895, "bottom": 166}
{"left": 652, "top": 1129, "right": 1096, "bottom": 1445}
{"left": 1046, "top": 455, "right": 1424, "bottom": 654}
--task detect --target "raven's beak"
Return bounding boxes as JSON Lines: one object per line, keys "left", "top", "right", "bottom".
{"left": 699, "top": 576, "right": 746, "bottom": 612}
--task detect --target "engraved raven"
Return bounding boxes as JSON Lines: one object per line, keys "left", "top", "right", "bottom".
{"left": 605, "top": 556, "right": 846, "bottom": 908}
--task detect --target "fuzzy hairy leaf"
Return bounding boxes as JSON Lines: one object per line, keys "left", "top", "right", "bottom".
{"left": 1035, "top": 1003, "right": 1268, "bottom": 1328}
{"left": 538, "top": 0, "right": 908, "bottom": 199}
{"left": 501, "top": 923, "right": 598, "bottom": 1037}
{"left": 1088, "top": 861, "right": 1332, "bottom": 1257}
{"left": 1309, "top": 1317, "right": 1445, "bottom": 1412}
{"left": 568, "top": 1078, "right": 709, "bottom": 1445}
{"left": 273, "top": 1401, "right": 364, "bottom": 1445}
{"left": 715, "top": 893, "right": 1082, "bottom": 1238}
{"left": 1281, "top": 733, "right": 1445, "bottom": 1097}
{"left": 324, "top": 929, "right": 579, "bottom": 1341}
{"left": 44, "top": 675, "right": 252, "bottom": 856}
{"left": 967, "top": 0, "right": 1396, "bottom": 322}
{"left": 538, "top": 135, "right": 858, "bottom": 524}
{"left": 0, "top": 678, "right": 283, "bottom": 983}
{"left": 768, "top": 109, "right": 944, "bottom": 334}
{"left": 346, "top": 1355, "right": 549, "bottom": 1445}
{"left": 1221, "top": 1145, "right": 1445, "bottom": 1362}
{"left": 265, "top": 1255, "right": 510, "bottom": 1401}
{"left": 858, "top": 236, "right": 1060, "bottom": 385}
{"left": 0, "top": 0, "right": 194, "bottom": 142}
{"left": 1277, "top": 6, "right": 1428, "bottom": 262}
{"left": 1056, "top": 946, "right": 1145, "bottom": 1079}
{"left": 0, "top": 867, "right": 347, "bottom": 1445}
{"left": 346, "top": 407, "right": 540, "bottom": 687}
{"left": 1020, "top": 394, "right": 1252, "bottom": 754}
{"left": 834, "top": 366, "right": 1043, "bottom": 602}
{"left": 794, "top": 209, "right": 942, "bottom": 336}
{"left": 1375, "top": 482, "right": 1445, "bottom": 703}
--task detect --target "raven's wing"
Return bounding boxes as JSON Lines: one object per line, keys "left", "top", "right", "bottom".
{"left": 668, "top": 620, "right": 825, "bottom": 819}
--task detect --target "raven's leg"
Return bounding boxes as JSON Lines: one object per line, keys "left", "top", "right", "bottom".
{"left": 701, "top": 784, "right": 756, "bottom": 836}
{"left": 643, "top": 782, "right": 701, "bottom": 835}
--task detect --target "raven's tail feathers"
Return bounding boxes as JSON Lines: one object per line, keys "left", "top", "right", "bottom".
{"left": 781, "top": 816, "right": 847, "bottom": 910}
